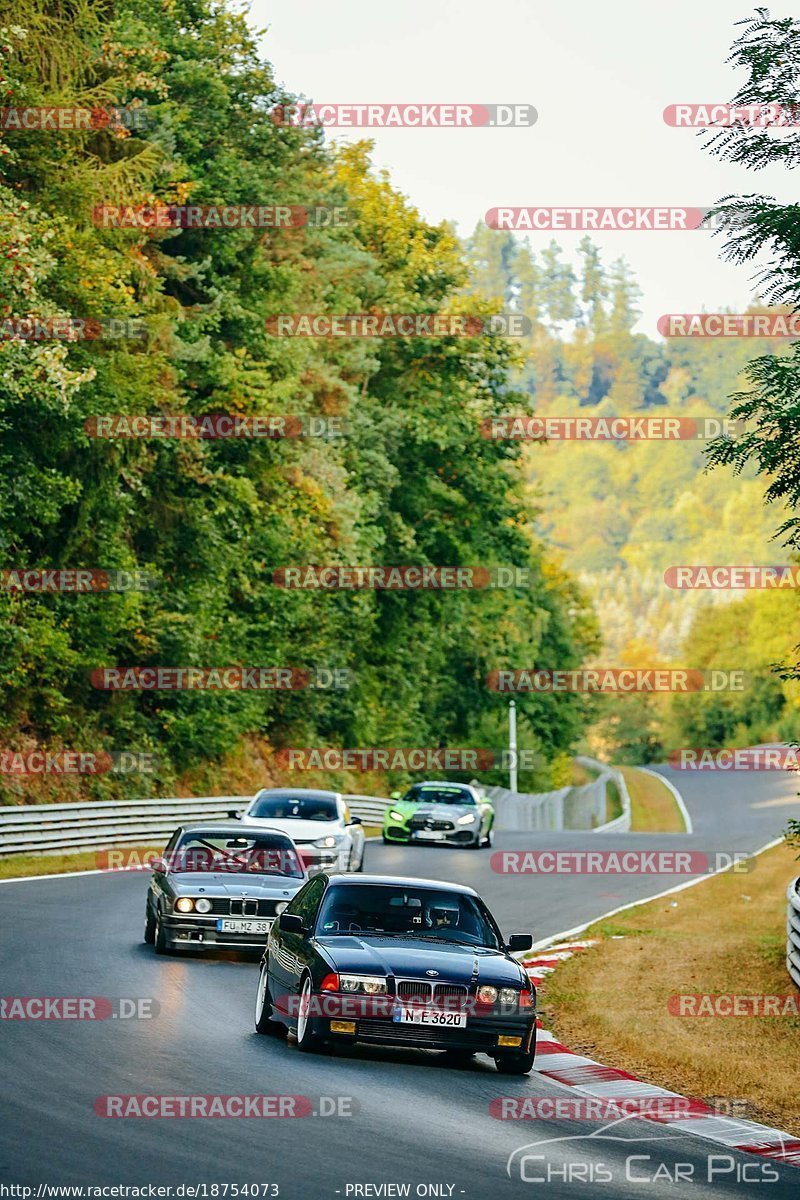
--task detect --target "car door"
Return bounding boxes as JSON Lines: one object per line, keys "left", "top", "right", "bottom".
{"left": 269, "top": 874, "right": 327, "bottom": 1001}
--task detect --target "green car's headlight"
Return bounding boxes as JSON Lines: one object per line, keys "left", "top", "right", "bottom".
{"left": 457, "top": 813, "right": 477, "bottom": 824}
{"left": 388, "top": 809, "right": 405, "bottom": 822}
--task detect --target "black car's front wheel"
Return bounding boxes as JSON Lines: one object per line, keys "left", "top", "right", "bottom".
{"left": 494, "top": 1041, "right": 535, "bottom": 1075}
{"left": 296, "top": 974, "right": 323, "bottom": 1053}
{"left": 143, "top": 905, "right": 156, "bottom": 945}
{"left": 255, "top": 962, "right": 285, "bottom": 1036}
{"left": 441, "top": 1049, "right": 475, "bottom": 1066}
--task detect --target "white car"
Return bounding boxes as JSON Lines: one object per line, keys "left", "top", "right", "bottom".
{"left": 234, "top": 788, "right": 366, "bottom": 874}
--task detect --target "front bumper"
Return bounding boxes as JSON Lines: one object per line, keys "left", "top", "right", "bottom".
{"left": 303, "top": 994, "right": 535, "bottom": 1055}
{"left": 386, "top": 824, "right": 479, "bottom": 846}
{"left": 162, "top": 915, "right": 273, "bottom": 951}
{"left": 311, "top": 1011, "right": 535, "bottom": 1055}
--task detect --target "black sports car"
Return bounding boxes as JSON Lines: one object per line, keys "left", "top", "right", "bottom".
{"left": 144, "top": 824, "right": 307, "bottom": 954}
{"left": 254, "top": 874, "right": 536, "bottom": 1074}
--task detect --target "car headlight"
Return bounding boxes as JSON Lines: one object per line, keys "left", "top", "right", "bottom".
{"left": 194, "top": 898, "right": 212, "bottom": 914}
{"left": 476, "top": 985, "right": 498, "bottom": 1004}
{"left": 175, "top": 897, "right": 194, "bottom": 913}
{"left": 457, "top": 813, "right": 478, "bottom": 824}
{"left": 499, "top": 987, "right": 520, "bottom": 1006}
{"left": 388, "top": 810, "right": 405, "bottom": 822}
{"left": 339, "top": 975, "right": 387, "bottom": 995}
{"left": 274, "top": 902, "right": 288, "bottom": 915}
{"left": 313, "top": 834, "right": 344, "bottom": 849}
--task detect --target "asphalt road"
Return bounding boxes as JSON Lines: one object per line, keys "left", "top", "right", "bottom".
{"left": 1, "top": 764, "right": 798, "bottom": 1197}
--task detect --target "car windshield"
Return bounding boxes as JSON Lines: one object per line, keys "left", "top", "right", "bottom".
{"left": 169, "top": 834, "right": 304, "bottom": 878}
{"left": 316, "top": 885, "right": 500, "bottom": 948}
{"left": 403, "top": 785, "right": 475, "bottom": 806}
{"left": 249, "top": 794, "right": 338, "bottom": 821}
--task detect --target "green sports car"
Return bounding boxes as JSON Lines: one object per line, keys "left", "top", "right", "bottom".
{"left": 382, "top": 781, "right": 495, "bottom": 849}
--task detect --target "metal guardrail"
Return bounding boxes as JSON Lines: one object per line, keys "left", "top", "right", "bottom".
{"left": 788, "top": 877, "right": 800, "bottom": 989}
{"left": 0, "top": 794, "right": 392, "bottom": 857}
{"left": 480, "top": 782, "right": 572, "bottom": 832}
{"left": 574, "top": 756, "right": 632, "bottom": 833}
{"left": 480, "top": 758, "right": 631, "bottom": 834}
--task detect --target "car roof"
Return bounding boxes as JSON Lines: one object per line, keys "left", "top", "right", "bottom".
{"left": 177, "top": 824, "right": 298, "bottom": 841}
{"left": 253, "top": 788, "right": 340, "bottom": 800}
{"left": 326, "top": 874, "right": 478, "bottom": 897}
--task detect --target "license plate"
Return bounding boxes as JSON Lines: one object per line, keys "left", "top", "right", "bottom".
{"left": 216, "top": 918, "right": 272, "bottom": 934}
{"left": 413, "top": 830, "right": 445, "bottom": 841}
{"left": 392, "top": 1005, "right": 467, "bottom": 1027}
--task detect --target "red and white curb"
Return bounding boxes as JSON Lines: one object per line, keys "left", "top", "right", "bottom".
{"left": 522, "top": 942, "right": 800, "bottom": 1168}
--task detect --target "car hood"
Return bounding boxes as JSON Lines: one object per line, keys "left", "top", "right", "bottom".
{"left": 314, "top": 936, "right": 526, "bottom": 987}
{"left": 170, "top": 872, "right": 303, "bottom": 898}
{"left": 410, "top": 804, "right": 478, "bottom": 820}
{"left": 237, "top": 816, "right": 343, "bottom": 843}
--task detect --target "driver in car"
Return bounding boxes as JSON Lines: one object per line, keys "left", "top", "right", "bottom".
{"left": 426, "top": 900, "right": 460, "bottom": 930}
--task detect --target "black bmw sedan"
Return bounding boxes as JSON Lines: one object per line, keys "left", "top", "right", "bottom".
{"left": 254, "top": 874, "right": 536, "bottom": 1074}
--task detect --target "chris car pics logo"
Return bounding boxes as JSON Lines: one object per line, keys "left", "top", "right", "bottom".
{"left": 507, "top": 1122, "right": 781, "bottom": 1185}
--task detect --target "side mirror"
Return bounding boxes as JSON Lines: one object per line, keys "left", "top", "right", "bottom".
{"left": 151, "top": 856, "right": 167, "bottom": 874}
{"left": 507, "top": 933, "right": 533, "bottom": 953}
{"left": 349, "top": 816, "right": 362, "bottom": 825}
{"left": 390, "top": 791, "right": 402, "bottom": 800}
{"left": 227, "top": 809, "right": 243, "bottom": 819}
{"left": 278, "top": 912, "right": 307, "bottom": 936}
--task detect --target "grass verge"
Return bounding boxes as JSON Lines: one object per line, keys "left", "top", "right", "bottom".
{"left": 0, "top": 849, "right": 123, "bottom": 880}
{"left": 539, "top": 840, "right": 800, "bottom": 1135}
{"left": 604, "top": 779, "right": 623, "bottom": 824}
{"left": 620, "top": 764, "right": 685, "bottom": 833}
{"left": 571, "top": 761, "right": 600, "bottom": 787}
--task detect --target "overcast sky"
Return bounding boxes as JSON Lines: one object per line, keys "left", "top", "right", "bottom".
{"left": 251, "top": 0, "right": 797, "bottom": 332}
